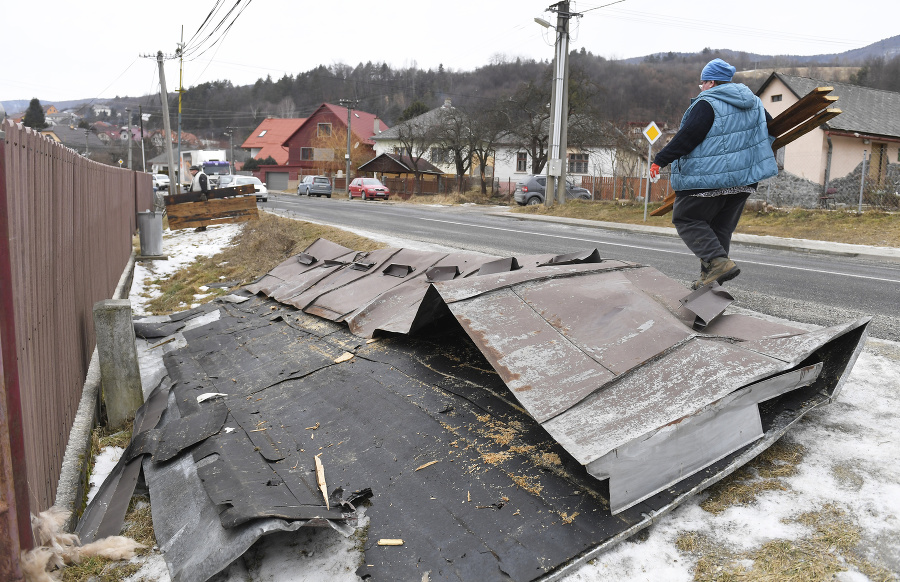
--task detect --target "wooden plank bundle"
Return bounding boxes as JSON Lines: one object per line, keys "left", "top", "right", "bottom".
{"left": 649, "top": 87, "right": 841, "bottom": 217}
{"left": 164, "top": 183, "right": 260, "bottom": 230}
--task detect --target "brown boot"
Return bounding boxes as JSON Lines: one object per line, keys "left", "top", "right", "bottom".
{"left": 697, "top": 257, "right": 740, "bottom": 287}
{"left": 691, "top": 260, "right": 711, "bottom": 290}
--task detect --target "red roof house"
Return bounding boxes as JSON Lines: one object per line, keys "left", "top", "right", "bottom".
{"left": 241, "top": 117, "right": 306, "bottom": 165}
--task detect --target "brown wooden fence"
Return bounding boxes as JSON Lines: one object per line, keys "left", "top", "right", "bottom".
{"left": 0, "top": 121, "right": 151, "bottom": 574}
{"left": 577, "top": 175, "right": 672, "bottom": 202}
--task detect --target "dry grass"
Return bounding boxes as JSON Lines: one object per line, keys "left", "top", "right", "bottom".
{"left": 700, "top": 440, "right": 805, "bottom": 515}
{"left": 509, "top": 199, "right": 900, "bottom": 247}
{"left": 404, "top": 189, "right": 511, "bottom": 206}
{"left": 146, "top": 213, "right": 385, "bottom": 315}
{"left": 61, "top": 558, "right": 141, "bottom": 582}
{"left": 675, "top": 505, "right": 896, "bottom": 582}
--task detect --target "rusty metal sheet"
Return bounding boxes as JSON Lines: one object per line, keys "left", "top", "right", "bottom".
{"left": 284, "top": 247, "right": 401, "bottom": 311}
{"left": 303, "top": 249, "right": 447, "bottom": 321}
{"left": 542, "top": 337, "right": 788, "bottom": 465}
{"left": 679, "top": 283, "right": 734, "bottom": 329}
{"left": 434, "top": 260, "right": 635, "bottom": 304}
{"left": 449, "top": 287, "right": 616, "bottom": 423}
{"left": 514, "top": 271, "right": 694, "bottom": 376}
{"left": 701, "top": 313, "right": 806, "bottom": 341}
{"left": 740, "top": 319, "right": 866, "bottom": 366}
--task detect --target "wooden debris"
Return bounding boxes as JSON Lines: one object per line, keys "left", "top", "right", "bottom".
{"left": 315, "top": 453, "right": 329, "bottom": 510}
{"left": 415, "top": 460, "right": 440, "bottom": 472}
{"left": 377, "top": 539, "right": 404, "bottom": 546}
{"left": 334, "top": 352, "right": 355, "bottom": 363}
{"left": 305, "top": 423, "right": 319, "bottom": 430}
{"left": 149, "top": 337, "right": 176, "bottom": 349}
{"left": 165, "top": 196, "right": 259, "bottom": 230}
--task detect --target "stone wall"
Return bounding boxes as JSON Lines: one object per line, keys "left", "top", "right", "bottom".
{"left": 751, "top": 162, "right": 899, "bottom": 209}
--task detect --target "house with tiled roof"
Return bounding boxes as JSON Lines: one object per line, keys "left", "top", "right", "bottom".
{"left": 253, "top": 103, "right": 389, "bottom": 190}
{"left": 241, "top": 117, "right": 306, "bottom": 165}
{"left": 757, "top": 73, "right": 900, "bottom": 205}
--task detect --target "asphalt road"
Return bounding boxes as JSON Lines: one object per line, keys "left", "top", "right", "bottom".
{"left": 262, "top": 194, "right": 900, "bottom": 341}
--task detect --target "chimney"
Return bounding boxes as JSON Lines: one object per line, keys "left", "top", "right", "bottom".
{"left": 374, "top": 119, "right": 381, "bottom": 133}
{"left": 443, "top": 98, "right": 452, "bottom": 109}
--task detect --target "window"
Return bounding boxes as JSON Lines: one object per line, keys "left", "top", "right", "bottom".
{"left": 568, "top": 153, "right": 589, "bottom": 174}
{"left": 394, "top": 147, "right": 410, "bottom": 157}
{"left": 317, "top": 123, "right": 332, "bottom": 137}
{"left": 516, "top": 152, "right": 528, "bottom": 172}
{"left": 301, "top": 147, "right": 313, "bottom": 161}
{"left": 771, "top": 94, "right": 782, "bottom": 102}
{"left": 258, "top": 130, "right": 267, "bottom": 137}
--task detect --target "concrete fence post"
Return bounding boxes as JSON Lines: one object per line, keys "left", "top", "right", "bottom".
{"left": 92, "top": 300, "right": 143, "bottom": 428}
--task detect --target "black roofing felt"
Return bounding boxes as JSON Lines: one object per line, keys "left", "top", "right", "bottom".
{"left": 138, "top": 294, "right": 863, "bottom": 581}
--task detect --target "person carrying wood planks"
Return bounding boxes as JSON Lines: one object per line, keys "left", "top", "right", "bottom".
{"left": 649, "top": 58, "right": 778, "bottom": 290}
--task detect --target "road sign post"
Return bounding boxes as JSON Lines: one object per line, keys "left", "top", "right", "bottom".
{"left": 642, "top": 121, "right": 661, "bottom": 221}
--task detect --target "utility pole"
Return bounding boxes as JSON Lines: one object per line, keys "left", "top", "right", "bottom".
{"left": 126, "top": 108, "right": 133, "bottom": 170}
{"left": 155, "top": 51, "right": 177, "bottom": 201}
{"left": 338, "top": 99, "right": 358, "bottom": 194}
{"left": 226, "top": 127, "right": 235, "bottom": 174}
{"left": 537, "top": 1, "right": 578, "bottom": 207}
{"left": 176, "top": 31, "right": 185, "bottom": 191}
{"left": 139, "top": 105, "right": 146, "bottom": 172}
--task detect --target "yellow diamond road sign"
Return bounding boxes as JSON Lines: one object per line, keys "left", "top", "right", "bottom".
{"left": 643, "top": 121, "right": 661, "bottom": 145}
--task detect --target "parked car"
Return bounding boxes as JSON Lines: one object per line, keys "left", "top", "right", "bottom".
{"left": 348, "top": 177, "right": 390, "bottom": 200}
{"left": 297, "top": 175, "right": 333, "bottom": 198}
{"left": 233, "top": 176, "right": 268, "bottom": 202}
{"left": 152, "top": 174, "right": 170, "bottom": 191}
{"left": 513, "top": 175, "right": 591, "bottom": 206}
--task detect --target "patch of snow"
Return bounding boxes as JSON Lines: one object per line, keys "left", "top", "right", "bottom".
{"left": 87, "top": 446, "right": 124, "bottom": 504}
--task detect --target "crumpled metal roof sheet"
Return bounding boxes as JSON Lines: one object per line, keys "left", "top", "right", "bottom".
{"left": 246, "top": 238, "right": 870, "bottom": 512}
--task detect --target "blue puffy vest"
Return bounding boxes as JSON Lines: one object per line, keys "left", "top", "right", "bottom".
{"left": 670, "top": 83, "right": 778, "bottom": 192}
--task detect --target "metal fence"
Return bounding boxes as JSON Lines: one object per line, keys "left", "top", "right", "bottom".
{"left": 1, "top": 121, "right": 152, "bottom": 570}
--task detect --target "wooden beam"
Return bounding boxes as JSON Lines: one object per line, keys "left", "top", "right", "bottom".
{"left": 163, "top": 184, "right": 255, "bottom": 205}
{"left": 166, "top": 197, "right": 259, "bottom": 230}
{"left": 767, "top": 86, "right": 835, "bottom": 137}
{"left": 771, "top": 108, "right": 842, "bottom": 151}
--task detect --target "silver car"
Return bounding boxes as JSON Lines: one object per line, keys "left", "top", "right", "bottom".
{"left": 513, "top": 175, "right": 591, "bottom": 205}
{"left": 297, "top": 175, "right": 333, "bottom": 198}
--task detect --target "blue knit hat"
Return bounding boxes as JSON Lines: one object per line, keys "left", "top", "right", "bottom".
{"left": 701, "top": 58, "right": 736, "bottom": 82}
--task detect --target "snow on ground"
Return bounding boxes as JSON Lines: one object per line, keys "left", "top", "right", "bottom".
{"left": 100, "top": 216, "right": 899, "bottom": 581}
{"left": 130, "top": 223, "right": 243, "bottom": 316}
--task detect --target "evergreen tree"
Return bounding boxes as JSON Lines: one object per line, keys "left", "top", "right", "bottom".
{"left": 23, "top": 98, "right": 48, "bottom": 130}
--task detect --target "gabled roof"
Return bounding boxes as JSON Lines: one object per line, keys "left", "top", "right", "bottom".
{"left": 291, "top": 103, "right": 389, "bottom": 146}
{"left": 357, "top": 152, "right": 443, "bottom": 175}
{"left": 372, "top": 101, "right": 453, "bottom": 141}
{"left": 241, "top": 117, "right": 306, "bottom": 150}
{"left": 40, "top": 125, "right": 105, "bottom": 150}
{"left": 758, "top": 72, "right": 900, "bottom": 139}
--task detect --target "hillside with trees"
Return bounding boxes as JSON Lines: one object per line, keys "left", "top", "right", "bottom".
{"left": 21, "top": 35, "right": 899, "bottom": 169}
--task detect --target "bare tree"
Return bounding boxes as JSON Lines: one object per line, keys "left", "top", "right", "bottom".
{"left": 395, "top": 116, "right": 437, "bottom": 194}
{"left": 467, "top": 104, "right": 507, "bottom": 194}
{"left": 502, "top": 81, "right": 551, "bottom": 174}
{"left": 434, "top": 106, "right": 473, "bottom": 193}
{"left": 276, "top": 97, "right": 296, "bottom": 118}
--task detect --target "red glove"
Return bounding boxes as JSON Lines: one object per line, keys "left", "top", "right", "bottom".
{"left": 649, "top": 163, "right": 660, "bottom": 179}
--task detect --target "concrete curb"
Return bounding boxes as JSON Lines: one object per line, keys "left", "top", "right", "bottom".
{"left": 55, "top": 251, "right": 137, "bottom": 527}
{"left": 491, "top": 211, "right": 900, "bottom": 264}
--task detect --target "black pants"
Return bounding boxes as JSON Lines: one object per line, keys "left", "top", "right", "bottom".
{"left": 672, "top": 192, "right": 750, "bottom": 262}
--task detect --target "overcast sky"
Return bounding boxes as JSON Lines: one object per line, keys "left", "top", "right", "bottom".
{"left": 3, "top": 0, "right": 897, "bottom": 105}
